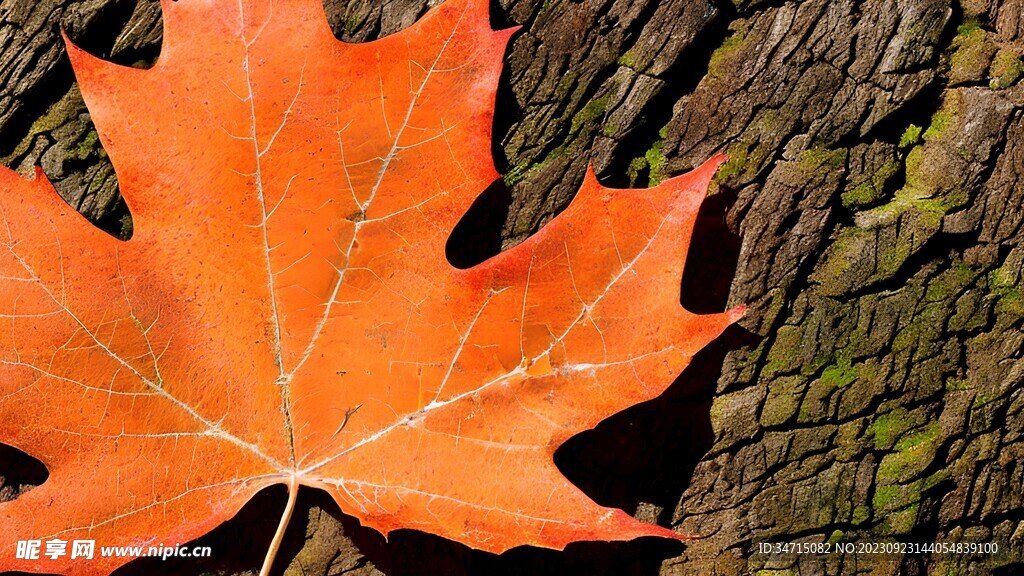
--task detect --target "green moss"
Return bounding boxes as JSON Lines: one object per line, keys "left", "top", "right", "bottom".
{"left": 761, "top": 376, "right": 804, "bottom": 426}
{"left": 827, "top": 530, "right": 844, "bottom": 544}
{"left": 570, "top": 96, "right": 610, "bottom": 133}
{"left": 1, "top": 88, "right": 84, "bottom": 164}
{"left": 919, "top": 469, "right": 950, "bottom": 492}
{"left": 555, "top": 74, "right": 576, "bottom": 98}
{"left": 645, "top": 141, "right": 667, "bottom": 185}
{"left": 973, "top": 392, "right": 992, "bottom": 407}
{"left": 817, "top": 229, "right": 861, "bottom": 282}
{"left": 899, "top": 124, "right": 923, "bottom": 148}
{"left": 86, "top": 171, "right": 111, "bottom": 196}
{"left": 956, "top": 18, "right": 981, "bottom": 37}
{"left": 806, "top": 349, "right": 833, "bottom": 376}
{"left": 892, "top": 298, "right": 948, "bottom": 353}
{"left": 797, "top": 400, "right": 811, "bottom": 422}
{"left": 986, "top": 266, "right": 1024, "bottom": 317}
{"left": 821, "top": 353, "right": 856, "bottom": 387}
{"left": 344, "top": 13, "right": 362, "bottom": 36}
{"left": 995, "top": 288, "right": 1024, "bottom": 316}
{"left": 989, "top": 49, "right": 1023, "bottom": 89}
{"left": 988, "top": 266, "right": 1017, "bottom": 291}
{"left": 902, "top": 145, "right": 927, "bottom": 190}
{"left": 627, "top": 157, "right": 648, "bottom": 185}
{"left": 625, "top": 134, "right": 669, "bottom": 187}
{"left": 709, "top": 396, "right": 726, "bottom": 423}
{"left": 714, "top": 140, "right": 771, "bottom": 184}
{"left": 764, "top": 325, "right": 802, "bottom": 376}
{"left": 949, "top": 21, "right": 993, "bottom": 82}
{"left": 894, "top": 421, "right": 940, "bottom": 451}
{"left": 503, "top": 162, "right": 531, "bottom": 187}
{"left": 841, "top": 161, "right": 899, "bottom": 208}
{"left": 923, "top": 103, "right": 956, "bottom": 140}
{"left": 65, "top": 129, "right": 100, "bottom": 161}
{"left": 852, "top": 505, "right": 870, "bottom": 525}
{"left": 120, "top": 213, "right": 134, "bottom": 239}
{"left": 878, "top": 243, "right": 912, "bottom": 277}
{"left": 877, "top": 450, "right": 914, "bottom": 482}
{"left": 867, "top": 409, "right": 912, "bottom": 450}
{"left": 858, "top": 108, "right": 967, "bottom": 227}
{"left": 872, "top": 485, "right": 901, "bottom": 510}
{"left": 925, "top": 260, "right": 977, "bottom": 302}
{"left": 617, "top": 50, "right": 637, "bottom": 69}
{"left": 503, "top": 145, "right": 568, "bottom": 189}
{"left": 714, "top": 144, "right": 750, "bottom": 182}
{"left": 707, "top": 23, "right": 750, "bottom": 80}
{"left": 888, "top": 502, "right": 920, "bottom": 533}
{"left": 922, "top": 114, "right": 951, "bottom": 141}
{"left": 875, "top": 419, "right": 940, "bottom": 484}
{"left": 945, "top": 378, "right": 971, "bottom": 391}
{"left": 799, "top": 146, "right": 847, "bottom": 171}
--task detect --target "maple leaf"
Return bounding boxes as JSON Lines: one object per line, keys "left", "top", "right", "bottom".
{"left": 0, "top": 0, "right": 743, "bottom": 573}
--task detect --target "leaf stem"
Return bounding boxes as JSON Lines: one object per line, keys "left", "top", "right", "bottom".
{"left": 260, "top": 476, "right": 299, "bottom": 576}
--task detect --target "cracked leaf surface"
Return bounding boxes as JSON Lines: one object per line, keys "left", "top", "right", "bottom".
{"left": 0, "top": 0, "right": 738, "bottom": 572}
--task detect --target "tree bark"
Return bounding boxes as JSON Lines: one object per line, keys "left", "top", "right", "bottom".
{"left": 1, "top": 0, "right": 1022, "bottom": 574}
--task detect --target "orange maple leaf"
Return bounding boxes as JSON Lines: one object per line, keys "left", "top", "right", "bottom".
{"left": 0, "top": 0, "right": 741, "bottom": 573}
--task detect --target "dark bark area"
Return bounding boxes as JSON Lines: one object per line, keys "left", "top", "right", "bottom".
{"left": 1, "top": 0, "right": 1023, "bottom": 574}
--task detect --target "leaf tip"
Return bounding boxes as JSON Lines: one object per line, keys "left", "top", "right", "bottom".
{"left": 61, "top": 27, "right": 102, "bottom": 77}
{"left": 691, "top": 153, "right": 729, "bottom": 188}
{"left": 0, "top": 164, "right": 51, "bottom": 189}
{"left": 727, "top": 304, "right": 748, "bottom": 323}
{"left": 500, "top": 24, "right": 524, "bottom": 38}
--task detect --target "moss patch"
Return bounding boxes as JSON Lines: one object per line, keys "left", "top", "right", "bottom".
{"left": 842, "top": 161, "right": 899, "bottom": 208}
{"left": 570, "top": 96, "right": 610, "bottom": 134}
{"left": 65, "top": 129, "right": 100, "bottom": 161}
{"left": 922, "top": 95, "right": 962, "bottom": 142}
{"left": 714, "top": 140, "right": 772, "bottom": 184}
{"left": 872, "top": 485, "right": 901, "bottom": 510}
{"left": 617, "top": 50, "right": 637, "bottom": 69}
{"left": 708, "top": 21, "right": 751, "bottom": 80}
{"left": 344, "top": 13, "right": 363, "bottom": 36}
{"left": 820, "top": 353, "right": 856, "bottom": 387}
{"left": 626, "top": 130, "right": 669, "bottom": 187}
{"left": 867, "top": 409, "right": 914, "bottom": 450}
{"left": 799, "top": 146, "right": 847, "bottom": 172}
{"left": 990, "top": 48, "right": 1024, "bottom": 90}
{"left": 852, "top": 505, "right": 870, "bottom": 525}
{"left": 899, "top": 124, "right": 923, "bottom": 148}
{"left": 1, "top": 88, "right": 85, "bottom": 163}
{"left": 894, "top": 421, "right": 940, "bottom": 451}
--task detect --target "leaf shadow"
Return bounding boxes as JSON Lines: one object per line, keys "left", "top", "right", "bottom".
{"left": 109, "top": 486, "right": 286, "bottom": 576}
{"left": 553, "top": 184, "right": 752, "bottom": 520}
{"left": 0, "top": 444, "right": 49, "bottom": 505}
{"left": 446, "top": 179, "right": 513, "bottom": 269}
{"left": 341, "top": 508, "right": 687, "bottom": 576}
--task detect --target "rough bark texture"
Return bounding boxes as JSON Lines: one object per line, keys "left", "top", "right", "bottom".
{"left": 1, "top": 0, "right": 1023, "bottom": 575}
